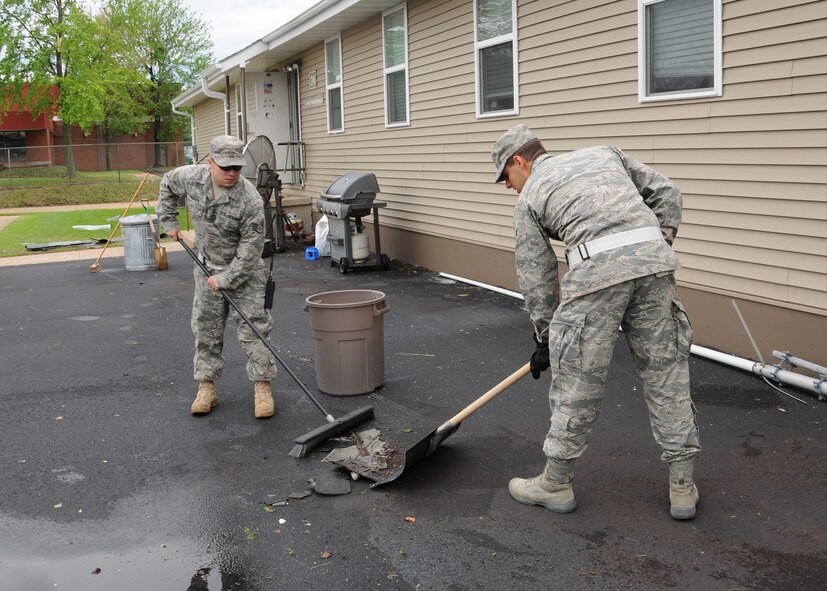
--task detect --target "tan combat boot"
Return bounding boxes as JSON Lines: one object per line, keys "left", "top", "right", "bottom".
{"left": 191, "top": 381, "right": 218, "bottom": 415}
{"left": 254, "top": 381, "right": 275, "bottom": 419}
{"left": 508, "top": 460, "right": 576, "bottom": 513}
{"left": 669, "top": 458, "right": 699, "bottom": 520}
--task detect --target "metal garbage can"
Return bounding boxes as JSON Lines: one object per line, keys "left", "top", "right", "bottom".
{"left": 120, "top": 213, "right": 157, "bottom": 271}
{"left": 304, "top": 290, "right": 389, "bottom": 396}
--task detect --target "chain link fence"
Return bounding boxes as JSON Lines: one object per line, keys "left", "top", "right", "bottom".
{"left": 1, "top": 142, "right": 191, "bottom": 186}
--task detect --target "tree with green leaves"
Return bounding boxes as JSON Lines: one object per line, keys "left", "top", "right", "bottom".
{"left": 61, "top": 6, "right": 154, "bottom": 170}
{"left": 0, "top": 0, "right": 84, "bottom": 175}
{"left": 0, "top": 0, "right": 213, "bottom": 171}
{"left": 108, "top": 0, "right": 213, "bottom": 166}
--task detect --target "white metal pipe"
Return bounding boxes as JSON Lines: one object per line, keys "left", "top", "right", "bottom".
{"left": 693, "top": 345, "right": 826, "bottom": 399}
{"left": 439, "top": 271, "right": 825, "bottom": 400}
{"left": 689, "top": 345, "right": 755, "bottom": 372}
{"left": 772, "top": 350, "right": 827, "bottom": 376}
{"left": 171, "top": 103, "right": 195, "bottom": 161}
{"left": 438, "top": 272, "right": 524, "bottom": 300}
{"left": 201, "top": 75, "right": 230, "bottom": 135}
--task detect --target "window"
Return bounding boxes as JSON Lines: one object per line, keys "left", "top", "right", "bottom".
{"left": 325, "top": 35, "right": 344, "bottom": 133}
{"left": 0, "top": 131, "right": 26, "bottom": 162}
{"left": 474, "top": 0, "right": 518, "bottom": 117}
{"left": 638, "top": 0, "right": 721, "bottom": 101}
{"left": 383, "top": 4, "right": 409, "bottom": 127}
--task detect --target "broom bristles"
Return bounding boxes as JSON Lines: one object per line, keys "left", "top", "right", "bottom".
{"left": 288, "top": 442, "right": 309, "bottom": 458}
{"left": 288, "top": 405, "right": 375, "bottom": 459}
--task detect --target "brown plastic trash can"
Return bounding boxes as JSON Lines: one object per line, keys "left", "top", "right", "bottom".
{"left": 304, "top": 290, "right": 389, "bottom": 396}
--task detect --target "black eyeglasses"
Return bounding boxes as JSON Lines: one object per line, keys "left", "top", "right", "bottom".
{"left": 217, "top": 164, "right": 243, "bottom": 172}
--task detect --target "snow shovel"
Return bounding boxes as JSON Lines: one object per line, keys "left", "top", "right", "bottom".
{"left": 370, "top": 362, "right": 531, "bottom": 487}
{"left": 177, "top": 238, "right": 374, "bottom": 457}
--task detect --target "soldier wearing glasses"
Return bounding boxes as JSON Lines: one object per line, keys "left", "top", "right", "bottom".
{"left": 157, "top": 135, "right": 276, "bottom": 419}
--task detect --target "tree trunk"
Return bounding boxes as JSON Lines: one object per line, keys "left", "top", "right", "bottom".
{"left": 62, "top": 124, "right": 76, "bottom": 178}
{"left": 104, "top": 128, "right": 112, "bottom": 171}
{"left": 153, "top": 115, "right": 167, "bottom": 168}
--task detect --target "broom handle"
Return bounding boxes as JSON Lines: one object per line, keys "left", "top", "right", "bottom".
{"left": 448, "top": 362, "right": 531, "bottom": 427}
{"left": 178, "top": 238, "right": 335, "bottom": 422}
{"left": 92, "top": 172, "right": 150, "bottom": 263}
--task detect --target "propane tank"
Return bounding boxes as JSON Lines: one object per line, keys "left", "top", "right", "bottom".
{"left": 352, "top": 226, "right": 369, "bottom": 261}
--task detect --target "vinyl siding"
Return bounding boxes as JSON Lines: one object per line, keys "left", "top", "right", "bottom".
{"left": 192, "top": 99, "right": 226, "bottom": 162}
{"left": 289, "top": 0, "right": 826, "bottom": 318}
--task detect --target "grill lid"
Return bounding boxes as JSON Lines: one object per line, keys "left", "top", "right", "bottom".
{"left": 321, "top": 172, "right": 381, "bottom": 203}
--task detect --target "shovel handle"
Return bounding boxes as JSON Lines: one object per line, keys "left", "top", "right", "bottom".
{"left": 448, "top": 362, "right": 532, "bottom": 427}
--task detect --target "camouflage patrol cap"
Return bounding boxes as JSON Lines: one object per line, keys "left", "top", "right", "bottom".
{"left": 210, "top": 135, "right": 246, "bottom": 167}
{"left": 491, "top": 124, "right": 537, "bottom": 183}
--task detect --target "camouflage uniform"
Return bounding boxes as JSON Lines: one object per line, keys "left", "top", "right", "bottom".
{"left": 156, "top": 161, "right": 277, "bottom": 384}
{"left": 504, "top": 139, "right": 700, "bottom": 465}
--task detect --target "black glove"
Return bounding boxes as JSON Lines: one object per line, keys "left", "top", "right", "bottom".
{"left": 530, "top": 335, "right": 550, "bottom": 379}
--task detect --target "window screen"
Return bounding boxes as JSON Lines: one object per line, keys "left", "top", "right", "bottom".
{"left": 646, "top": 0, "right": 714, "bottom": 95}
{"left": 325, "top": 36, "right": 344, "bottom": 133}
{"left": 383, "top": 6, "right": 409, "bottom": 126}
{"left": 475, "top": 0, "right": 517, "bottom": 116}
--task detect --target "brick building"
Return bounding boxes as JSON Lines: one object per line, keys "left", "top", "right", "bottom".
{"left": 1, "top": 90, "right": 184, "bottom": 171}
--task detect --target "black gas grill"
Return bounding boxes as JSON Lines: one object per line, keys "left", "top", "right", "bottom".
{"left": 316, "top": 172, "right": 389, "bottom": 273}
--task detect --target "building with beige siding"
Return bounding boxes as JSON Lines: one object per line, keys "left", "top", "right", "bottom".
{"left": 172, "top": 0, "right": 826, "bottom": 366}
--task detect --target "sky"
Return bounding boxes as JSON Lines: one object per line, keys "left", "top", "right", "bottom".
{"left": 182, "top": 0, "right": 322, "bottom": 61}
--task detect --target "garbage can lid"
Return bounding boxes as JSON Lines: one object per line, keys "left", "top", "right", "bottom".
{"left": 120, "top": 213, "right": 157, "bottom": 226}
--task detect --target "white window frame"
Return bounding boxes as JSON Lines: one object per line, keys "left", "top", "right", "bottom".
{"left": 325, "top": 34, "right": 345, "bottom": 134}
{"left": 473, "top": 0, "right": 519, "bottom": 118}
{"left": 234, "top": 83, "right": 244, "bottom": 139}
{"left": 638, "top": 0, "right": 722, "bottom": 102}
{"left": 382, "top": 4, "right": 410, "bottom": 128}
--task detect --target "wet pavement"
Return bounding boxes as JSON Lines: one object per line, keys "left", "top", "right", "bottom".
{"left": 0, "top": 245, "right": 825, "bottom": 590}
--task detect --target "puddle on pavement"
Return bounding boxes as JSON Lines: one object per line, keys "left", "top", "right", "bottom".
{"left": 0, "top": 479, "right": 262, "bottom": 591}
{"left": 1, "top": 541, "right": 224, "bottom": 590}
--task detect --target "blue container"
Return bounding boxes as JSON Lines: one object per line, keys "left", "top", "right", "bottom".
{"left": 305, "top": 247, "right": 319, "bottom": 261}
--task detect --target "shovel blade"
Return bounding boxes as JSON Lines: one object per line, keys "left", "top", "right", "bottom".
{"left": 155, "top": 247, "right": 169, "bottom": 270}
{"left": 370, "top": 420, "right": 459, "bottom": 487}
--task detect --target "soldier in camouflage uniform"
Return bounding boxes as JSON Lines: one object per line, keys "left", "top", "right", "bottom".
{"left": 157, "top": 135, "right": 277, "bottom": 419}
{"left": 491, "top": 124, "right": 700, "bottom": 519}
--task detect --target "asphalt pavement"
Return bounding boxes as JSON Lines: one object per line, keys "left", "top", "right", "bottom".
{"left": 0, "top": 244, "right": 824, "bottom": 591}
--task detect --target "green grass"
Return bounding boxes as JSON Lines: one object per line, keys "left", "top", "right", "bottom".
{"left": 0, "top": 207, "right": 193, "bottom": 258}
{"left": 0, "top": 168, "right": 191, "bottom": 257}
{"left": 0, "top": 171, "right": 163, "bottom": 207}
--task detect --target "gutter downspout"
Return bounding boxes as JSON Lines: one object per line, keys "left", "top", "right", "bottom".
{"left": 171, "top": 102, "right": 196, "bottom": 163}
{"left": 438, "top": 272, "right": 826, "bottom": 400}
{"left": 201, "top": 75, "right": 230, "bottom": 135}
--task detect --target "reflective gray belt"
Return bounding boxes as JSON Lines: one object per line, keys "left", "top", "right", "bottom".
{"left": 565, "top": 226, "right": 663, "bottom": 269}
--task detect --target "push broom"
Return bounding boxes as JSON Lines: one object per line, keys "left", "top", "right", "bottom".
{"left": 178, "top": 238, "right": 374, "bottom": 457}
